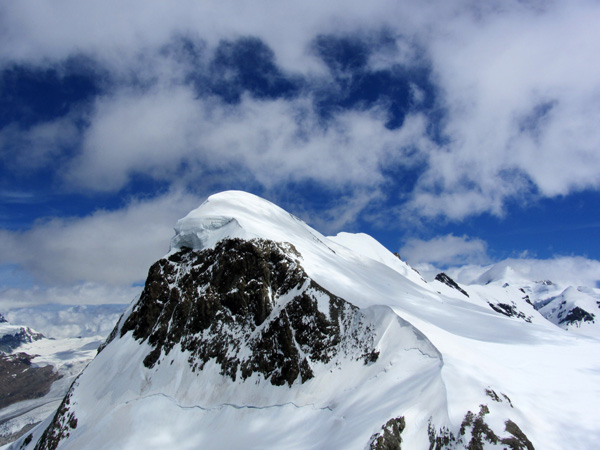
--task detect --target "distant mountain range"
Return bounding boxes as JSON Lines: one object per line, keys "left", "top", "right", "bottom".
{"left": 433, "top": 260, "right": 599, "bottom": 337}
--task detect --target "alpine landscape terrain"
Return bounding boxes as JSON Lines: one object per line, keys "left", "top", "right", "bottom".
{"left": 4, "top": 191, "right": 599, "bottom": 450}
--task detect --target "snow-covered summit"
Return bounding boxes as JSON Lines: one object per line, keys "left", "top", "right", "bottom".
{"left": 171, "top": 190, "right": 316, "bottom": 252}
{"left": 171, "top": 190, "right": 428, "bottom": 291}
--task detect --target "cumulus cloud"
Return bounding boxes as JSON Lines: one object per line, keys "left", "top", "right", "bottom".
{"left": 0, "top": 0, "right": 433, "bottom": 74}
{"left": 67, "top": 86, "right": 432, "bottom": 194}
{"left": 406, "top": 0, "right": 600, "bottom": 219}
{"left": 0, "top": 117, "right": 79, "bottom": 170}
{"left": 0, "top": 190, "right": 202, "bottom": 285}
{"left": 400, "top": 234, "right": 489, "bottom": 267}
{"left": 1, "top": 0, "right": 600, "bottom": 310}
{"left": 3, "top": 302, "right": 129, "bottom": 338}
{"left": 401, "top": 234, "right": 600, "bottom": 289}
{"left": 67, "top": 86, "right": 204, "bottom": 191}
{"left": 2, "top": 0, "right": 599, "bottom": 224}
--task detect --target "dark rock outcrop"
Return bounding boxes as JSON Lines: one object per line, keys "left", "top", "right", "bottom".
{"left": 559, "top": 306, "right": 595, "bottom": 326}
{"left": 435, "top": 273, "right": 469, "bottom": 297}
{"left": 120, "top": 238, "right": 378, "bottom": 386}
{"left": 34, "top": 379, "right": 78, "bottom": 450}
{"left": 487, "top": 302, "right": 533, "bottom": 323}
{"left": 369, "top": 416, "right": 406, "bottom": 450}
{"left": 427, "top": 402, "right": 533, "bottom": 450}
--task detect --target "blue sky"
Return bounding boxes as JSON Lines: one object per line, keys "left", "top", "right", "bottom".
{"left": 1, "top": 0, "right": 600, "bottom": 306}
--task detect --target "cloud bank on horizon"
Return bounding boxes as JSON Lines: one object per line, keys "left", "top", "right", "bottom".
{"left": 1, "top": 0, "right": 600, "bottom": 304}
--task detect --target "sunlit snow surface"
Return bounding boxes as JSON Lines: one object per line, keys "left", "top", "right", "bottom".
{"left": 10, "top": 191, "right": 600, "bottom": 449}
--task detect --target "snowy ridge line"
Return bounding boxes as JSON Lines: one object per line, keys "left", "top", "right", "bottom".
{"left": 122, "top": 392, "right": 334, "bottom": 412}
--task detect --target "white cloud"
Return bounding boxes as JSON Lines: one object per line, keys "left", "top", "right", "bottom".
{"left": 3, "top": 302, "right": 129, "bottom": 338}
{"left": 0, "top": 0, "right": 437, "bottom": 75}
{"left": 0, "top": 117, "right": 79, "bottom": 170}
{"left": 67, "top": 87, "right": 433, "bottom": 194}
{"left": 2, "top": 0, "right": 600, "bottom": 310}
{"left": 407, "top": 0, "right": 600, "bottom": 219}
{"left": 402, "top": 234, "right": 600, "bottom": 289}
{"left": 287, "top": 188, "right": 384, "bottom": 235}
{"left": 0, "top": 190, "right": 202, "bottom": 285}
{"left": 67, "top": 86, "right": 204, "bottom": 191}
{"left": 0, "top": 283, "right": 139, "bottom": 310}
{"left": 2, "top": 0, "right": 600, "bottom": 223}
{"left": 400, "top": 234, "right": 489, "bottom": 267}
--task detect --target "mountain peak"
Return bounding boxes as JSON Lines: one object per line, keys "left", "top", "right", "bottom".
{"left": 170, "top": 190, "right": 314, "bottom": 253}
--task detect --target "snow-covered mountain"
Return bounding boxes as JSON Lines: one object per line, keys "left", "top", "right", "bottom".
{"left": 0, "top": 321, "right": 44, "bottom": 353}
{"left": 441, "top": 260, "right": 600, "bottom": 337}
{"left": 8, "top": 191, "right": 600, "bottom": 449}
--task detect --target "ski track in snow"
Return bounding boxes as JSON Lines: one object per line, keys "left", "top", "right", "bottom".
{"left": 123, "top": 392, "right": 334, "bottom": 413}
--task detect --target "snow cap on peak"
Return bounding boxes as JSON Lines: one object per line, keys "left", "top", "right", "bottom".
{"left": 169, "top": 190, "right": 315, "bottom": 252}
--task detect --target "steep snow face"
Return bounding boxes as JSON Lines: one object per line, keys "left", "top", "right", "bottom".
{"left": 171, "top": 191, "right": 434, "bottom": 301}
{"left": 170, "top": 191, "right": 321, "bottom": 253}
{"left": 169, "top": 193, "right": 543, "bottom": 340}
{"left": 329, "top": 232, "right": 427, "bottom": 286}
{"left": 10, "top": 191, "right": 600, "bottom": 450}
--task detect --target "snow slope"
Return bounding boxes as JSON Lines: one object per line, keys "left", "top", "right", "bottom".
{"left": 10, "top": 191, "right": 600, "bottom": 449}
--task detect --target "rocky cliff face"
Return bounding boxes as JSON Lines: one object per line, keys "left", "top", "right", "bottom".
{"left": 117, "top": 238, "right": 378, "bottom": 386}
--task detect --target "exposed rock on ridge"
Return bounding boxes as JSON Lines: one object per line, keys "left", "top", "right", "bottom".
{"left": 435, "top": 273, "right": 469, "bottom": 297}
{"left": 120, "top": 238, "right": 379, "bottom": 386}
